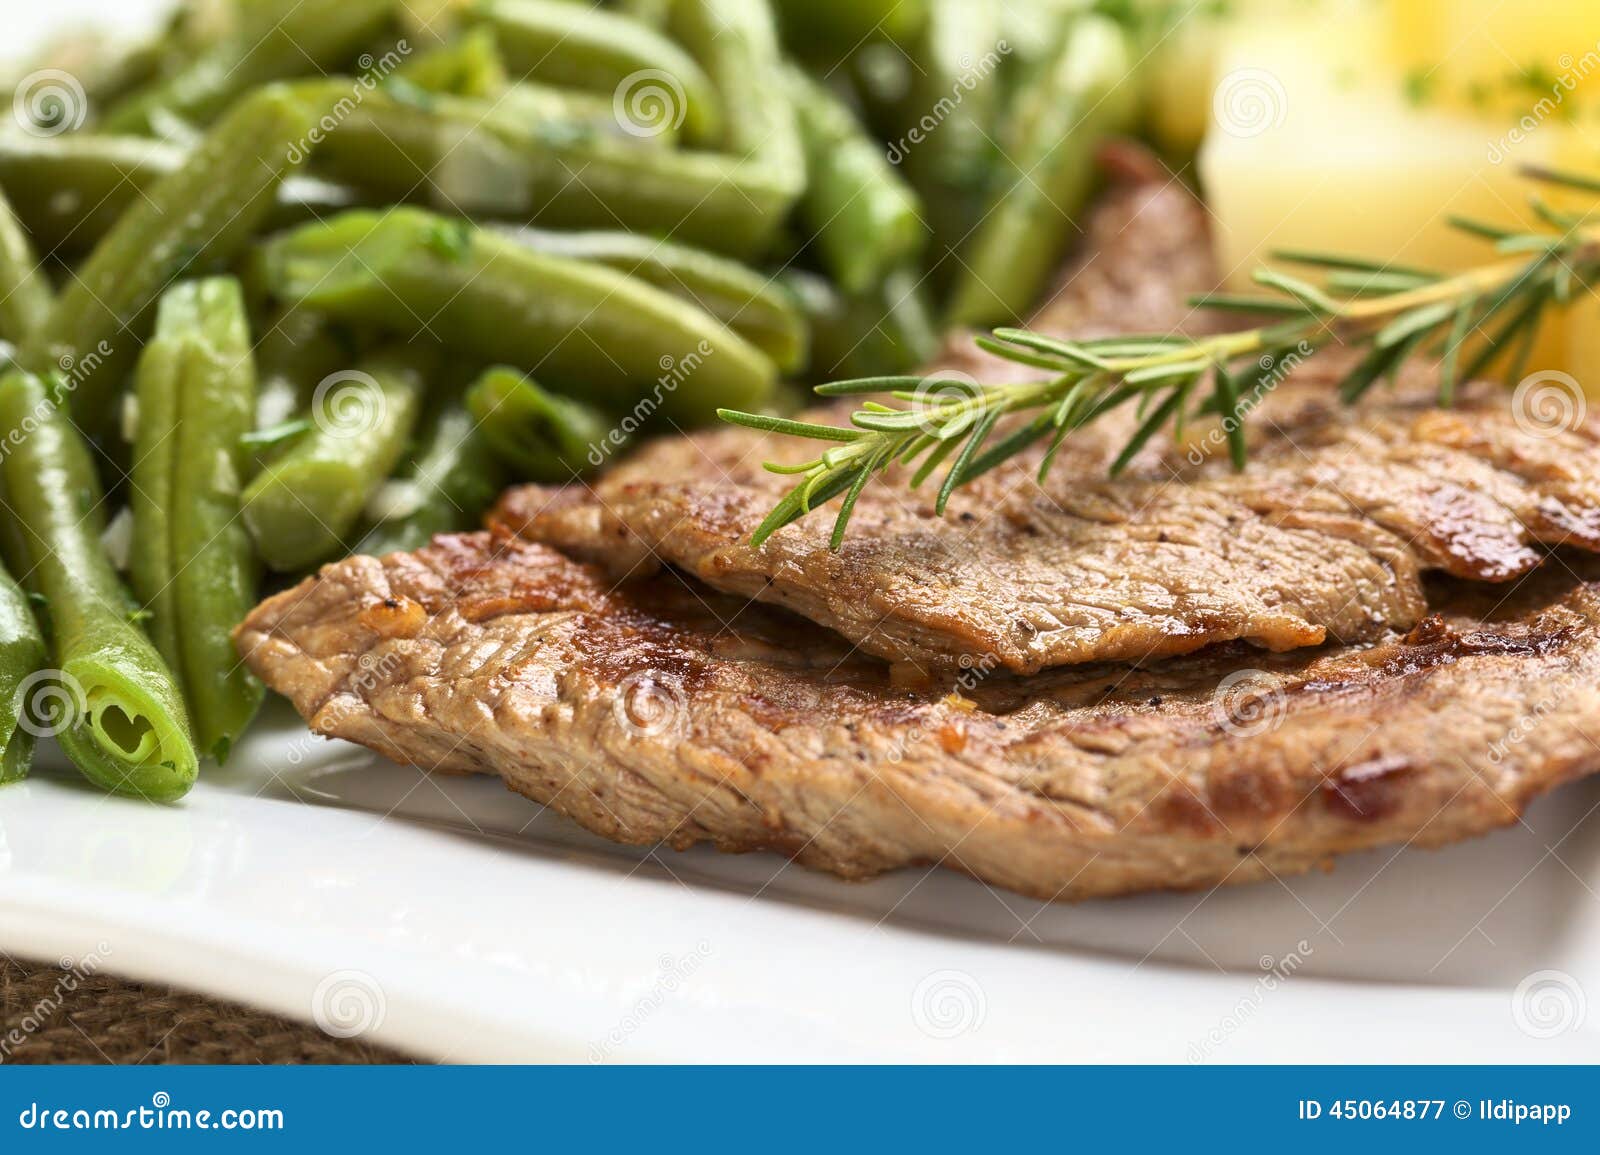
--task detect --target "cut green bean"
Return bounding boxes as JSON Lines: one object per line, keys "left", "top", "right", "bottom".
{"left": 0, "top": 188, "right": 53, "bottom": 346}
{"left": 497, "top": 226, "right": 807, "bottom": 371}
{"left": 396, "top": 25, "right": 507, "bottom": 97}
{"left": 785, "top": 65, "right": 923, "bottom": 294}
{"left": 101, "top": 0, "right": 396, "bottom": 134}
{"left": 612, "top": 0, "right": 675, "bottom": 27}
{"left": 0, "top": 134, "right": 362, "bottom": 257}
{"left": 902, "top": 0, "right": 1005, "bottom": 284}
{"left": 129, "top": 278, "right": 262, "bottom": 762}
{"left": 241, "top": 344, "right": 432, "bottom": 572}
{"left": 783, "top": 267, "right": 939, "bottom": 380}
{"left": 295, "top": 83, "right": 792, "bottom": 257}
{"left": 0, "top": 558, "right": 47, "bottom": 785}
{"left": 488, "top": 81, "right": 679, "bottom": 148}
{"left": 465, "top": 365, "right": 612, "bottom": 481}
{"left": 672, "top": 0, "right": 804, "bottom": 188}
{"left": 21, "top": 85, "right": 327, "bottom": 429}
{"left": 946, "top": 15, "right": 1137, "bottom": 326}
{"left": 469, "top": 0, "right": 723, "bottom": 144}
{"left": 0, "top": 371, "right": 197, "bottom": 801}
{"left": 0, "top": 135, "right": 183, "bottom": 256}
{"left": 250, "top": 306, "right": 367, "bottom": 446}
{"left": 774, "top": 0, "right": 927, "bottom": 52}
{"left": 256, "top": 208, "right": 776, "bottom": 421}
{"left": 4, "top": 34, "right": 161, "bottom": 127}
{"left": 356, "top": 400, "right": 506, "bottom": 556}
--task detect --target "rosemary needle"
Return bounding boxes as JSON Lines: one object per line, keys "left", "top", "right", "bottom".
{"left": 723, "top": 165, "right": 1600, "bottom": 549}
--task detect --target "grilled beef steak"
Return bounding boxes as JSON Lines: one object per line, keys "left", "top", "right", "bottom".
{"left": 235, "top": 531, "right": 1600, "bottom": 900}
{"left": 495, "top": 175, "right": 1600, "bottom": 674}
{"left": 236, "top": 156, "right": 1600, "bottom": 899}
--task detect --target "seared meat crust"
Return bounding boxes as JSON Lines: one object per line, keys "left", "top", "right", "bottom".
{"left": 236, "top": 531, "right": 1600, "bottom": 900}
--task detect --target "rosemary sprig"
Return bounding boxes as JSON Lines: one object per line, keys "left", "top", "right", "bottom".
{"left": 722, "top": 166, "right": 1600, "bottom": 549}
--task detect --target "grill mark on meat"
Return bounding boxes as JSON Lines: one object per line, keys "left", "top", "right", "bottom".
{"left": 234, "top": 531, "right": 1600, "bottom": 900}
{"left": 495, "top": 173, "right": 1600, "bottom": 674}
{"left": 1322, "top": 755, "right": 1413, "bottom": 822}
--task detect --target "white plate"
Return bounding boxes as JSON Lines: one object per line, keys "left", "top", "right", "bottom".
{"left": 2, "top": 1, "right": 1598, "bottom": 1064}
{"left": 3, "top": 706, "right": 1598, "bottom": 1062}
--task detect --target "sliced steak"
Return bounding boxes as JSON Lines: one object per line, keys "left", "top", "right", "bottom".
{"left": 235, "top": 530, "right": 1600, "bottom": 901}
{"left": 499, "top": 384, "right": 1600, "bottom": 675}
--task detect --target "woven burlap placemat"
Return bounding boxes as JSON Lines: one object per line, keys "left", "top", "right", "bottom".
{"left": 1, "top": 957, "right": 416, "bottom": 1065}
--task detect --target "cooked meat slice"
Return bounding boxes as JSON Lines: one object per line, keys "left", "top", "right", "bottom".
{"left": 235, "top": 531, "right": 1600, "bottom": 901}
{"left": 497, "top": 371, "right": 1600, "bottom": 673}
{"left": 498, "top": 174, "right": 1600, "bottom": 674}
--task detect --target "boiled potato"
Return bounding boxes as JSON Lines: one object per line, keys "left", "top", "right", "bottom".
{"left": 1196, "top": 0, "right": 1600, "bottom": 387}
{"left": 1390, "top": 0, "right": 1600, "bottom": 120}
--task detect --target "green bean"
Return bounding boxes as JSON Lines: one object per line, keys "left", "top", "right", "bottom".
{"left": 5, "top": 40, "right": 155, "bottom": 128}
{"left": 0, "top": 559, "right": 47, "bottom": 786}
{"left": 611, "top": 0, "right": 675, "bottom": 27}
{"left": 297, "top": 84, "right": 792, "bottom": 257}
{"left": 465, "top": 365, "right": 612, "bottom": 481}
{"left": 946, "top": 14, "right": 1137, "bottom": 327}
{"left": 0, "top": 134, "right": 361, "bottom": 258}
{"left": 783, "top": 267, "right": 939, "bottom": 380}
{"left": 397, "top": 0, "right": 470, "bottom": 44}
{"left": 785, "top": 65, "right": 923, "bottom": 295}
{"left": 497, "top": 227, "right": 806, "bottom": 371}
{"left": 489, "top": 82, "right": 679, "bottom": 148}
{"left": 773, "top": 0, "right": 926, "bottom": 52}
{"left": 1, "top": 1, "right": 249, "bottom": 120}
{"left": 396, "top": 25, "right": 507, "bottom": 97}
{"left": 998, "top": 0, "right": 1090, "bottom": 94}
{"left": 0, "top": 135, "right": 182, "bottom": 257}
{"left": 241, "top": 344, "right": 432, "bottom": 572}
{"left": 356, "top": 400, "right": 506, "bottom": 556}
{"left": 101, "top": 0, "right": 396, "bottom": 134}
{"left": 468, "top": 0, "right": 723, "bottom": 144}
{"left": 256, "top": 208, "right": 777, "bottom": 421}
{"left": 902, "top": 0, "right": 1005, "bottom": 285}
{"left": 0, "top": 371, "right": 197, "bottom": 801}
{"left": 21, "top": 85, "right": 326, "bottom": 430}
{"left": 250, "top": 306, "right": 367, "bottom": 442}
{"left": 129, "top": 278, "right": 262, "bottom": 763}
{"left": 0, "top": 188, "right": 53, "bottom": 346}
{"left": 671, "top": 0, "right": 804, "bottom": 188}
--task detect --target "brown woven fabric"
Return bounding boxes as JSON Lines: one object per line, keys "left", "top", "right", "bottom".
{"left": 0, "top": 956, "right": 416, "bottom": 1065}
